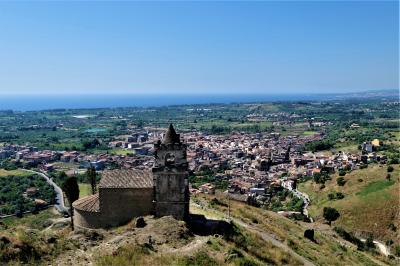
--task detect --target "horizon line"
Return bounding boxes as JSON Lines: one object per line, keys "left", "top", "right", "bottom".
{"left": 0, "top": 89, "right": 397, "bottom": 96}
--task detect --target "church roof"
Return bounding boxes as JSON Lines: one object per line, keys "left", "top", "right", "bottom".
{"left": 162, "top": 124, "right": 181, "bottom": 144}
{"left": 99, "top": 169, "right": 153, "bottom": 189}
{"left": 72, "top": 193, "right": 100, "bottom": 212}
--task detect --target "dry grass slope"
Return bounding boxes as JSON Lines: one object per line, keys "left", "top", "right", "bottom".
{"left": 192, "top": 194, "right": 389, "bottom": 266}
{"left": 298, "top": 164, "right": 399, "bottom": 246}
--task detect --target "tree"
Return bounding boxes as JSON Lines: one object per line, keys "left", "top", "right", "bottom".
{"left": 386, "top": 174, "right": 391, "bottom": 181}
{"left": 337, "top": 177, "right": 346, "bottom": 186}
{"left": 387, "top": 165, "right": 394, "bottom": 172}
{"left": 86, "top": 166, "right": 97, "bottom": 195}
{"left": 323, "top": 207, "right": 340, "bottom": 226}
{"left": 62, "top": 175, "right": 79, "bottom": 230}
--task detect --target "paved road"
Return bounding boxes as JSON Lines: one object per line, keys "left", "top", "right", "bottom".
{"left": 360, "top": 238, "right": 391, "bottom": 257}
{"left": 21, "top": 169, "right": 69, "bottom": 214}
{"left": 292, "top": 189, "right": 313, "bottom": 222}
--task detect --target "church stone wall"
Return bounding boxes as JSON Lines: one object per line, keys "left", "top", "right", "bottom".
{"left": 99, "top": 187, "right": 154, "bottom": 227}
{"left": 74, "top": 209, "right": 103, "bottom": 229}
{"left": 153, "top": 171, "right": 189, "bottom": 220}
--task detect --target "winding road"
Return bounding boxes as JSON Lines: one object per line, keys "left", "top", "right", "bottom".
{"left": 21, "top": 169, "right": 69, "bottom": 214}
{"left": 291, "top": 188, "right": 312, "bottom": 222}
{"left": 360, "top": 238, "right": 391, "bottom": 257}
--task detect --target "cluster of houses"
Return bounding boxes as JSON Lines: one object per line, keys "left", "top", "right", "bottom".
{"left": 183, "top": 131, "right": 385, "bottom": 205}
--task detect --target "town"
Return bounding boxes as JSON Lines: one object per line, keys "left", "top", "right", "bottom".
{"left": 0, "top": 118, "right": 390, "bottom": 220}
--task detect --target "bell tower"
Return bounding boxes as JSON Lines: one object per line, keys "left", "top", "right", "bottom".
{"left": 153, "top": 124, "right": 189, "bottom": 220}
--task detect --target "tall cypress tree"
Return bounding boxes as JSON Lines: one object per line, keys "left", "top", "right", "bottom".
{"left": 87, "top": 166, "right": 97, "bottom": 195}
{"left": 62, "top": 174, "right": 79, "bottom": 230}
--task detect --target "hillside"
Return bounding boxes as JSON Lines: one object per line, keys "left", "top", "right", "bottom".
{"left": 0, "top": 178, "right": 398, "bottom": 265}
{"left": 298, "top": 164, "right": 399, "bottom": 248}
{"left": 0, "top": 210, "right": 304, "bottom": 266}
{"left": 191, "top": 194, "right": 395, "bottom": 266}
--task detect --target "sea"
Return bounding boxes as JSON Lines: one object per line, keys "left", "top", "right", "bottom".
{"left": 0, "top": 93, "right": 336, "bottom": 111}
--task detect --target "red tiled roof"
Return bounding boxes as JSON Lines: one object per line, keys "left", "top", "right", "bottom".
{"left": 72, "top": 193, "right": 100, "bottom": 212}
{"left": 99, "top": 169, "right": 153, "bottom": 188}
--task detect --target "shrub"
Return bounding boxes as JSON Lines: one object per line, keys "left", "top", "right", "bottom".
{"left": 388, "top": 223, "right": 397, "bottom": 232}
{"left": 338, "top": 170, "right": 346, "bottom": 177}
{"left": 336, "top": 177, "right": 346, "bottom": 186}
{"left": 386, "top": 239, "right": 393, "bottom": 246}
{"left": 328, "top": 192, "right": 345, "bottom": 200}
{"left": 395, "top": 245, "right": 400, "bottom": 257}
{"left": 387, "top": 166, "right": 394, "bottom": 172}
{"left": 334, "top": 227, "right": 365, "bottom": 251}
{"left": 365, "top": 235, "right": 375, "bottom": 250}
{"left": 336, "top": 192, "right": 344, "bottom": 199}
{"left": 328, "top": 193, "right": 335, "bottom": 200}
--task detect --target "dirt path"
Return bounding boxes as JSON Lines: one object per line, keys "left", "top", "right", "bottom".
{"left": 42, "top": 217, "right": 70, "bottom": 232}
{"left": 164, "top": 236, "right": 209, "bottom": 255}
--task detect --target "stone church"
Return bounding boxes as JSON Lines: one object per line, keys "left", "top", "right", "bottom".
{"left": 73, "top": 124, "right": 189, "bottom": 229}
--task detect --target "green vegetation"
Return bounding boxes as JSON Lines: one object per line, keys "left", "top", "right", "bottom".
{"left": 78, "top": 183, "right": 91, "bottom": 198}
{"left": 323, "top": 207, "right": 340, "bottom": 226}
{"left": 86, "top": 166, "right": 97, "bottom": 195}
{"left": 265, "top": 190, "right": 304, "bottom": 212}
{"left": 328, "top": 192, "right": 345, "bottom": 201}
{"left": 0, "top": 169, "right": 30, "bottom": 177}
{"left": 334, "top": 227, "right": 367, "bottom": 251}
{"left": 336, "top": 177, "right": 346, "bottom": 186}
{"left": 189, "top": 174, "right": 229, "bottom": 190}
{"left": 1, "top": 208, "right": 58, "bottom": 229}
{"left": 312, "top": 172, "right": 331, "bottom": 184}
{"left": 356, "top": 180, "right": 395, "bottom": 197}
{"left": 0, "top": 170, "right": 56, "bottom": 215}
{"left": 302, "top": 131, "right": 317, "bottom": 136}
{"left": 62, "top": 174, "right": 79, "bottom": 229}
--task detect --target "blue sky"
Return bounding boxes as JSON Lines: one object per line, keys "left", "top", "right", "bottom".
{"left": 0, "top": 1, "right": 398, "bottom": 95}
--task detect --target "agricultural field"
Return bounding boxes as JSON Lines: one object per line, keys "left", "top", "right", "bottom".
{"left": 0, "top": 169, "right": 30, "bottom": 177}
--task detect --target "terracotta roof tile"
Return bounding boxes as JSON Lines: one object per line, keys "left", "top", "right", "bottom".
{"left": 99, "top": 169, "right": 153, "bottom": 188}
{"left": 72, "top": 193, "right": 100, "bottom": 212}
